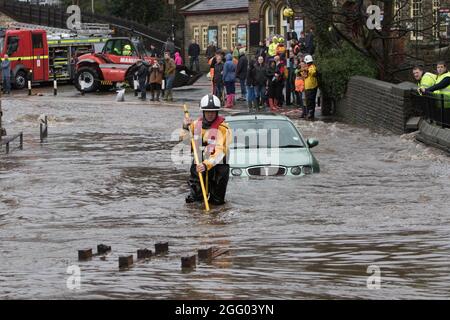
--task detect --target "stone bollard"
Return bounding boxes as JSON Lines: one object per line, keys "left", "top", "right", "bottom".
{"left": 78, "top": 249, "right": 93, "bottom": 261}
{"left": 137, "top": 249, "right": 152, "bottom": 259}
{"left": 119, "top": 255, "right": 133, "bottom": 269}
{"left": 181, "top": 255, "right": 197, "bottom": 269}
{"left": 97, "top": 244, "right": 111, "bottom": 255}
{"left": 155, "top": 242, "right": 169, "bottom": 255}
{"left": 198, "top": 247, "right": 214, "bottom": 261}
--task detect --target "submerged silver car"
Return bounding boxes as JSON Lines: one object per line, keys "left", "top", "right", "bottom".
{"left": 226, "top": 113, "right": 320, "bottom": 177}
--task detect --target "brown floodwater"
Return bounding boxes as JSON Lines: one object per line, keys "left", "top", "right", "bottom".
{"left": 1, "top": 94, "right": 449, "bottom": 299}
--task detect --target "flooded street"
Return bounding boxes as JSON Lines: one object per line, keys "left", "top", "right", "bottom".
{"left": 1, "top": 89, "right": 449, "bottom": 299}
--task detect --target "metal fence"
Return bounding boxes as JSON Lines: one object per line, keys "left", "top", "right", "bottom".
{"left": 0, "top": 0, "right": 180, "bottom": 51}
{"left": 411, "top": 91, "right": 450, "bottom": 128}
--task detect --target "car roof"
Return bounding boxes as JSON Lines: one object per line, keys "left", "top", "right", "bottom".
{"left": 225, "top": 112, "right": 291, "bottom": 122}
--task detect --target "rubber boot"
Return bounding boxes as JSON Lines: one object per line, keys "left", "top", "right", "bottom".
{"left": 301, "top": 106, "right": 307, "bottom": 118}
{"left": 231, "top": 94, "right": 236, "bottom": 108}
{"left": 268, "top": 98, "right": 276, "bottom": 111}
{"left": 156, "top": 91, "right": 160, "bottom": 102}
{"left": 225, "top": 94, "right": 232, "bottom": 108}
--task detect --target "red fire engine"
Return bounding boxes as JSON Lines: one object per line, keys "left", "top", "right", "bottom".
{"left": 0, "top": 24, "right": 109, "bottom": 89}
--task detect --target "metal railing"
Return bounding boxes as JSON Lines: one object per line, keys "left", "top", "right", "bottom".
{"left": 411, "top": 91, "right": 450, "bottom": 128}
{"left": 0, "top": 0, "right": 179, "bottom": 51}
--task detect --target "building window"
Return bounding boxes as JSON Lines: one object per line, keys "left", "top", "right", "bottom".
{"left": 279, "top": 6, "right": 288, "bottom": 37}
{"left": 411, "top": 0, "right": 423, "bottom": 40}
{"left": 202, "top": 26, "right": 208, "bottom": 50}
{"left": 221, "top": 25, "right": 228, "bottom": 50}
{"left": 230, "top": 25, "right": 237, "bottom": 49}
{"left": 433, "top": 0, "right": 441, "bottom": 40}
{"left": 265, "top": 6, "right": 275, "bottom": 39}
{"left": 193, "top": 26, "right": 200, "bottom": 44}
{"left": 393, "top": 0, "right": 401, "bottom": 29}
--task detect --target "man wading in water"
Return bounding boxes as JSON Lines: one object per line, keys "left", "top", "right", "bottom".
{"left": 182, "top": 95, "right": 232, "bottom": 205}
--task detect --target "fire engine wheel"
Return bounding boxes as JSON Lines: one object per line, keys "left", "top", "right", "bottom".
{"left": 75, "top": 67, "right": 100, "bottom": 93}
{"left": 14, "top": 70, "right": 27, "bottom": 90}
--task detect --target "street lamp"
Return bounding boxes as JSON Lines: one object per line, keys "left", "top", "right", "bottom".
{"left": 168, "top": 0, "right": 175, "bottom": 41}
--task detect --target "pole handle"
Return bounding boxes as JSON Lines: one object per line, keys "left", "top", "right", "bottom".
{"left": 183, "top": 104, "right": 210, "bottom": 212}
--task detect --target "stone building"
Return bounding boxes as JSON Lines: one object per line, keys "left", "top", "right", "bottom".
{"left": 248, "top": 0, "right": 309, "bottom": 49}
{"left": 181, "top": 0, "right": 249, "bottom": 71}
{"left": 181, "top": 0, "right": 450, "bottom": 70}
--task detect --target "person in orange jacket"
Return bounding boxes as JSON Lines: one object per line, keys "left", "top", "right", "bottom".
{"left": 294, "top": 71, "right": 305, "bottom": 108}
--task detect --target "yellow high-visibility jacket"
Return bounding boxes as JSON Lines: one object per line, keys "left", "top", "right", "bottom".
{"left": 183, "top": 118, "right": 232, "bottom": 170}
{"left": 418, "top": 72, "right": 437, "bottom": 89}
{"left": 304, "top": 64, "right": 318, "bottom": 90}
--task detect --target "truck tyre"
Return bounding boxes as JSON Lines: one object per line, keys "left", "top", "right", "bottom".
{"left": 13, "top": 70, "right": 27, "bottom": 90}
{"left": 74, "top": 66, "right": 100, "bottom": 93}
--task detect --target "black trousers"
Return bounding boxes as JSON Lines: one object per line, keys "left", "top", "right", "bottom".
{"left": 188, "top": 163, "right": 230, "bottom": 205}
{"left": 305, "top": 88, "right": 318, "bottom": 118}
{"left": 139, "top": 79, "right": 147, "bottom": 100}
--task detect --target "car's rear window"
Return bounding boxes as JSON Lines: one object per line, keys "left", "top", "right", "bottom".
{"left": 228, "top": 119, "right": 305, "bottom": 149}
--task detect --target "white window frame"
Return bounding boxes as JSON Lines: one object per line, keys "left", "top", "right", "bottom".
{"left": 393, "top": 0, "right": 401, "bottom": 28}
{"left": 193, "top": 26, "right": 200, "bottom": 45}
{"left": 230, "top": 25, "right": 237, "bottom": 49}
{"left": 265, "top": 6, "right": 275, "bottom": 39}
{"left": 202, "top": 26, "right": 208, "bottom": 50}
{"left": 279, "top": 6, "right": 288, "bottom": 37}
{"left": 221, "top": 25, "right": 228, "bottom": 50}
{"left": 433, "top": 0, "right": 441, "bottom": 40}
{"left": 410, "top": 0, "right": 423, "bottom": 41}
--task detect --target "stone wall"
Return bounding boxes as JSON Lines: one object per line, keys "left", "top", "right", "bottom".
{"left": 336, "top": 76, "right": 419, "bottom": 134}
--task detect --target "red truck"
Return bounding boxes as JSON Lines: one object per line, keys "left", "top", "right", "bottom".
{"left": 0, "top": 27, "right": 108, "bottom": 89}
{"left": 73, "top": 37, "right": 203, "bottom": 93}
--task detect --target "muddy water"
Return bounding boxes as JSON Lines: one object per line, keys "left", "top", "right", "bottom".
{"left": 0, "top": 96, "right": 449, "bottom": 299}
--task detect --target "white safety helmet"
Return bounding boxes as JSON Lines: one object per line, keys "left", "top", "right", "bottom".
{"left": 199, "top": 94, "right": 222, "bottom": 111}
{"left": 304, "top": 55, "right": 314, "bottom": 64}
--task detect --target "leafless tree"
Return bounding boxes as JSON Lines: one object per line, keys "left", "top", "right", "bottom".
{"left": 293, "top": 0, "right": 448, "bottom": 81}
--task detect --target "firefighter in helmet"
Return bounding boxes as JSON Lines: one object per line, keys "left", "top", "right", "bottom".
{"left": 182, "top": 94, "right": 232, "bottom": 205}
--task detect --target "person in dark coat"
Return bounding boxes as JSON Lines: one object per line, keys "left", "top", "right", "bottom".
{"left": 246, "top": 59, "right": 257, "bottom": 111}
{"left": 236, "top": 47, "right": 248, "bottom": 101}
{"left": 266, "top": 60, "right": 277, "bottom": 111}
{"left": 206, "top": 42, "right": 217, "bottom": 60}
{"left": 254, "top": 56, "right": 267, "bottom": 110}
{"left": 305, "top": 28, "right": 315, "bottom": 55}
{"left": 213, "top": 54, "right": 225, "bottom": 103}
{"left": 164, "top": 37, "right": 176, "bottom": 57}
{"left": 148, "top": 44, "right": 158, "bottom": 58}
{"left": 188, "top": 39, "right": 201, "bottom": 72}
{"left": 255, "top": 41, "right": 267, "bottom": 62}
{"left": 135, "top": 60, "right": 150, "bottom": 101}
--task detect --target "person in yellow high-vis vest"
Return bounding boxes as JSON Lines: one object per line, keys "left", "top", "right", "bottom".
{"left": 412, "top": 66, "right": 436, "bottom": 90}
{"left": 420, "top": 61, "right": 450, "bottom": 109}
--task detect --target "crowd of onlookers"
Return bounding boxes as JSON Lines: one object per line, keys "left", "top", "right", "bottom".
{"left": 187, "top": 28, "right": 319, "bottom": 119}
